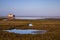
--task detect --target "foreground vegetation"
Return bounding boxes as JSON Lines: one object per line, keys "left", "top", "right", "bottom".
{"left": 0, "top": 18, "right": 60, "bottom": 40}
{"left": 0, "top": 30, "right": 60, "bottom": 40}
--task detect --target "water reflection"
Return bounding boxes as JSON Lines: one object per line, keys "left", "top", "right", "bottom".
{"left": 4, "top": 29, "right": 47, "bottom": 34}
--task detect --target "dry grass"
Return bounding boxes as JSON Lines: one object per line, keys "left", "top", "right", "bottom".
{"left": 0, "top": 30, "right": 60, "bottom": 40}
{"left": 0, "top": 19, "right": 60, "bottom": 40}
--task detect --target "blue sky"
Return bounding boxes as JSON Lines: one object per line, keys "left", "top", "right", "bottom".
{"left": 0, "top": 0, "right": 60, "bottom": 16}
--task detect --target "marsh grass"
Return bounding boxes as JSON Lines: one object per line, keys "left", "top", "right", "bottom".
{"left": 0, "top": 19, "right": 60, "bottom": 40}
{"left": 0, "top": 30, "right": 60, "bottom": 40}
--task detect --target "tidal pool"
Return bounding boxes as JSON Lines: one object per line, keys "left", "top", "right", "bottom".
{"left": 4, "top": 29, "right": 47, "bottom": 34}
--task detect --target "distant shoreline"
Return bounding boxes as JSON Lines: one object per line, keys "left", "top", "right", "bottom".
{"left": 0, "top": 16, "right": 60, "bottom": 20}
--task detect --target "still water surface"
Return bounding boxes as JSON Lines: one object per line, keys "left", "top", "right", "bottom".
{"left": 15, "top": 17, "right": 45, "bottom": 19}
{"left": 4, "top": 29, "right": 47, "bottom": 34}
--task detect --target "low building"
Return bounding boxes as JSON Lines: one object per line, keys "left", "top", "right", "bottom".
{"left": 7, "top": 14, "right": 15, "bottom": 20}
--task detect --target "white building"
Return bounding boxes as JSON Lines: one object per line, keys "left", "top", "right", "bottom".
{"left": 7, "top": 14, "right": 15, "bottom": 20}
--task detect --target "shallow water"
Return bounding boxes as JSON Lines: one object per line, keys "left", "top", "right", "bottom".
{"left": 15, "top": 17, "right": 45, "bottom": 19}
{"left": 4, "top": 29, "right": 47, "bottom": 34}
